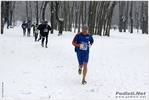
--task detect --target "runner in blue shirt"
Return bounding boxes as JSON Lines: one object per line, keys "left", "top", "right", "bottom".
{"left": 72, "top": 25, "right": 94, "bottom": 84}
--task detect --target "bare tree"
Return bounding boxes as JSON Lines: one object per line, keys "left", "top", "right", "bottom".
{"left": 29, "top": 1, "right": 32, "bottom": 22}
{"left": 1, "top": 1, "right": 5, "bottom": 34}
{"left": 42, "top": 1, "right": 49, "bottom": 21}
{"left": 78, "top": 2, "right": 81, "bottom": 32}
{"left": 68, "top": 2, "right": 73, "bottom": 32}
{"left": 63, "top": 1, "right": 67, "bottom": 31}
{"left": 97, "top": 1, "right": 110, "bottom": 36}
{"left": 144, "top": 1, "right": 148, "bottom": 34}
{"left": 35, "top": 1, "right": 39, "bottom": 24}
{"left": 88, "top": 1, "right": 98, "bottom": 35}
{"left": 123, "top": 1, "right": 129, "bottom": 32}
{"left": 104, "top": 1, "right": 117, "bottom": 36}
{"left": 9, "top": 1, "right": 16, "bottom": 26}
{"left": 2, "top": 1, "right": 147, "bottom": 36}
{"left": 141, "top": 1, "right": 148, "bottom": 34}
{"left": 96, "top": 1, "right": 105, "bottom": 36}
{"left": 1, "top": 1, "right": 10, "bottom": 34}
{"left": 26, "top": 1, "right": 29, "bottom": 21}
{"left": 129, "top": 1, "right": 133, "bottom": 33}
{"left": 55, "top": 1, "right": 64, "bottom": 36}
{"left": 119, "top": 1, "right": 125, "bottom": 32}
{"left": 74, "top": 2, "right": 79, "bottom": 33}
{"left": 50, "top": 1, "right": 54, "bottom": 34}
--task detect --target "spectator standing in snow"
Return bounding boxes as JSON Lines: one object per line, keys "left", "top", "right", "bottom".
{"left": 114, "top": 23, "right": 117, "bottom": 31}
{"left": 27, "top": 20, "right": 32, "bottom": 37}
{"left": 21, "top": 21, "right": 27, "bottom": 36}
{"left": 6, "top": 19, "right": 10, "bottom": 29}
{"left": 40, "top": 21, "right": 51, "bottom": 48}
{"left": 72, "top": 25, "right": 94, "bottom": 84}
{"left": 37, "top": 21, "right": 45, "bottom": 41}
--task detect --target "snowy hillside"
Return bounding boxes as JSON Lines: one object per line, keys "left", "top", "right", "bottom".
{"left": 0, "top": 26, "right": 148, "bottom": 99}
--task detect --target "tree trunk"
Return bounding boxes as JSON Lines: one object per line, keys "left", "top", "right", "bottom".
{"left": 123, "top": 18, "right": 126, "bottom": 32}
{"left": 29, "top": 1, "right": 32, "bottom": 22}
{"left": 63, "top": 1, "right": 67, "bottom": 31}
{"left": 97, "top": 1, "right": 105, "bottom": 36}
{"left": 10, "top": 1, "right": 13, "bottom": 26}
{"left": 68, "top": 2, "right": 73, "bottom": 32}
{"left": 35, "top": 1, "right": 39, "bottom": 24}
{"left": 142, "top": 14, "right": 145, "bottom": 34}
{"left": 119, "top": 15, "right": 123, "bottom": 32}
{"left": 85, "top": 2, "right": 87, "bottom": 24}
{"left": 95, "top": 2, "right": 101, "bottom": 35}
{"left": 144, "top": 1, "right": 148, "bottom": 34}
{"left": 105, "top": 1, "right": 117, "bottom": 36}
{"left": 55, "top": 1, "right": 64, "bottom": 36}
{"left": 1, "top": 1, "right": 5, "bottom": 34}
{"left": 81, "top": 1, "right": 84, "bottom": 25}
{"left": 5, "top": 1, "right": 10, "bottom": 22}
{"left": 88, "top": 1, "right": 98, "bottom": 35}
{"left": 51, "top": 1, "right": 54, "bottom": 34}
{"left": 88, "top": 1, "right": 92, "bottom": 33}
{"left": 136, "top": 7, "right": 139, "bottom": 33}
{"left": 123, "top": 1, "right": 127, "bottom": 32}
{"left": 78, "top": 3, "right": 81, "bottom": 32}
{"left": 141, "top": 1, "right": 148, "bottom": 34}
{"left": 9, "top": 1, "right": 16, "bottom": 26}
{"left": 119, "top": 1, "right": 124, "bottom": 32}
{"left": 26, "top": 1, "right": 29, "bottom": 21}
{"left": 72, "top": 2, "right": 75, "bottom": 28}
{"left": 101, "top": 1, "right": 110, "bottom": 36}
{"left": 39, "top": 1, "right": 44, "bottom": 21}
{"left": 130, "top": 1, "right": 133, "bottom": 33}
{"left": 74, "top": 2, "right": 78, "bottom": 33}
{"left": 42, "top": 1, "right": 49, "bottom": 21}
{"left": 1, "top": 1, "right": 10, "bottom": 33}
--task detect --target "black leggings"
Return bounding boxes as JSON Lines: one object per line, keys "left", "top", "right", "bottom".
{"left": 41, "top": 35, "right": 48, "bottom": 46}
{"left": 27, "top": 28, "right": 31, "bottom": 36}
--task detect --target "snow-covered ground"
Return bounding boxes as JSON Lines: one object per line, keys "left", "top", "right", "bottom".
{"left": 0, "top": 25, "right": 148, "bottom": 99}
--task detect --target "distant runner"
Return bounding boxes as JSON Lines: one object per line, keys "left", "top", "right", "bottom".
{"left": 21, "top": 21, "right": 27, "bottom": 36}
{"left": 37, "top": 21, "right": 45, "bottom": 41}
{"left": 40, "top": 21, "right": 51, "bottom": 48}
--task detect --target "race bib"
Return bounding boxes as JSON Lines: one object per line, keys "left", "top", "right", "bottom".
{"left": 44, "top": 28, "right": 48, "bottom": 32}
{"left": 80, "top": 42, "right": 88, "bottom": 51}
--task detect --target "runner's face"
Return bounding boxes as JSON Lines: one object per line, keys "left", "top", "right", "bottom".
{"left": 82, "top": 28, "right": 88, "bottom": 35}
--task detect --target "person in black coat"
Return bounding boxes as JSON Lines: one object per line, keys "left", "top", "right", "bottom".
{"left": 40, "top": 21, "right": 51, "bottom": 48}
{"left": 37, "top": 21, "right": 45, "bottom": 41}
{"left": 21, "top": 21, "right": 27, "bottom": 36}
{"left": 27, "top": 20, "right": 32, "bottom": 37}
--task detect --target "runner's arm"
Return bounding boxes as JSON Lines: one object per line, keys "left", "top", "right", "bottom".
{"left": 72, "top": 34, "right": 80, "bottom": 47}
{"left": 90, "top": 35, "right": 94, "bottom": 45}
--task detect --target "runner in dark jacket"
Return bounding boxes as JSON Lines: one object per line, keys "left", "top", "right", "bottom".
{"left": 21, "top": 21, "right": 27, "bottom": 36}
{"left": 40, "top": 21, "right": 51, "bottom": 48}
{"left": 37, "top": 21, "right": 45, "bottom": 41}
{"left": 27, "top": 20, "right": 31, "bottom": 37}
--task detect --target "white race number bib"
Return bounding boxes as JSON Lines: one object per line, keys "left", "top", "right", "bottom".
{"left": 80, "top": 42, "right": 88, "bottom": 51}
{"left": 44, "top": 28, "right": 48, "bottom": 32}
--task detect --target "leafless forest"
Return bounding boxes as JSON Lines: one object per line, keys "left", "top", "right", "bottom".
{"left": 1, "top": 1, "right": 148, "bottom": 36}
